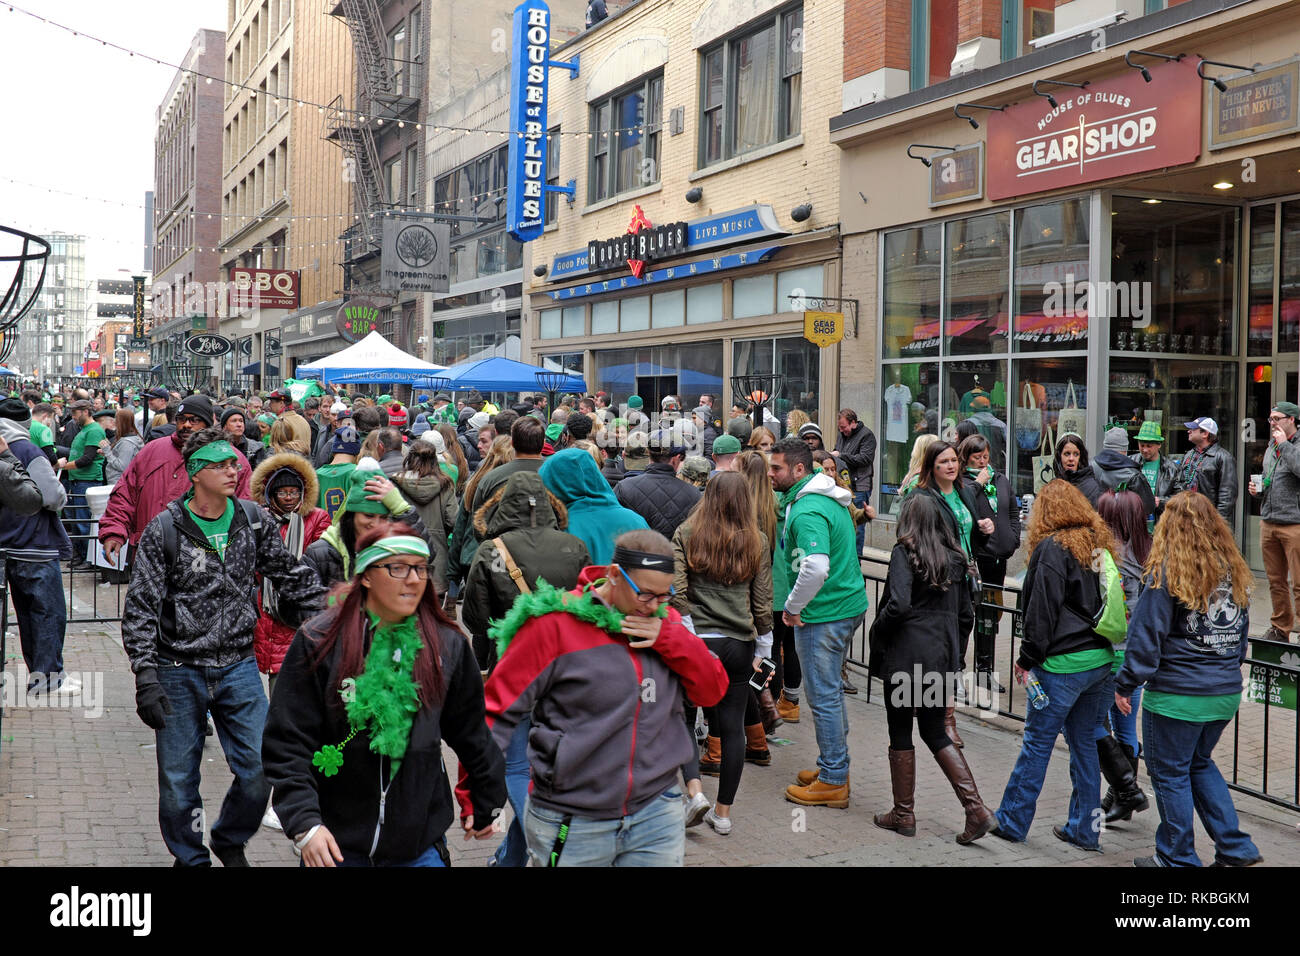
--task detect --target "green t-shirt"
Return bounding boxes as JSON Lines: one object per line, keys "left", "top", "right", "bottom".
{"left": 1143, "top": 689, "right": 1241, "bottom": 723}
{"left": 316, "top": 462, "right": 357, "bottom": 520}
{"left": 440, "top": 461, "right": 459, "bottom": 485}
{"left": 188, "top": 498, "right": 235, "bottom": 560}
{"left": 1042, "top": 646, "right": 1115, "bottom": 673}
{"left": 1140, "top": 459, "right": 1159, "bottom": 490}
{"left": 773, "top": 475, "right": 870, "bottom": 625}
{"left": 942, "top": 488, "right": 973, "bottom": 557}
{"left": 29, "top": 419, "right": 54, "bottom": 449}
{"left": 68, "top": 421, "right": 106, "bottom": 481}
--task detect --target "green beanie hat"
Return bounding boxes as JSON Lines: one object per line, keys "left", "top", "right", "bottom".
{"left": 545, "top": 423, "right": 564, "bottom": 442}
{"left": 344, "top": 469, "right": 393, "bottom": 515}
{"left": 628, "top": 395, "right": 643, "bottom": 410}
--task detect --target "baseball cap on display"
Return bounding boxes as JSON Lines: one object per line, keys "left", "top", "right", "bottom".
{"left": 1184, "top": 417, "right": 1218, "bottom": 436}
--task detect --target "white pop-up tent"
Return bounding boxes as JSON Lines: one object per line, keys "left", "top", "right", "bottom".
{"left": 296, "top": 331, "right": 448, "bottom": 385}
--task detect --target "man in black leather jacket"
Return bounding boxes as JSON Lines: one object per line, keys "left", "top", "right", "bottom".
{"left": 1171, "top": 417, "right": 1238, "bottom": 529}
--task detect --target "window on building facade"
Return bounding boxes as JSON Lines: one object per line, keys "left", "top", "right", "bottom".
{"left": 589, "top": 72, "right": 662, "bottom": 202}
{"left": 390, "top": 22, "right": 408, "bottom": 94}
{"left": 406, "top": 145, "right": 420, "bottom": 208}
{"left": 384, "top": 156, "right": 403, "bottom": 206}
{"left": 910, "top": 0, "right": 957, "bottom": 89}
{"left": 699, "top": 4, "right": 802, "bottom": 167}
{"left": 545, "top": 125, "right": 561, "bottom": 225}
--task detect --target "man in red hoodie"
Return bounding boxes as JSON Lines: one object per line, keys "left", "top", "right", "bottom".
{"left": 477, "top": 528, "right": 728, "bottom": 866}
{"left": 100, "top": 395, "right": 251, "bottom": 564}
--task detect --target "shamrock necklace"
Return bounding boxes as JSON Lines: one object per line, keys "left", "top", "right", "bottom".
{"left": 313, "top": 611, "right": 424, "bottom": 778}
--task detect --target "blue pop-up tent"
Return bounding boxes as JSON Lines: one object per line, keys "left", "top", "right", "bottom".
{"left": 424, "top": 356, "right": 586, "bottom": 393}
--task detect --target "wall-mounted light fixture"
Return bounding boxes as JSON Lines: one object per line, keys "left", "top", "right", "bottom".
{"left": 1197, "top": 57, "right": 1257, "bottom": 92}
{"left": 533, "top": 264, "right": 548, "bottom": 278}
{"left": 953, "top": 102, "right": 1005, "bottom": 129}
{"left": 906, "top": 144, "right": 957, "bottom": 168}
{"left": 1124, "top": 50, "right": 1184, "bottom": 82}
{"left": 1032, "top": 78, "right": 1089, "bottom": 109}
{"left": 790, "top": 203, "right": 812, "bottom": 222}
{"left": 685, "top": 186, "right": 703, "bottom": 203}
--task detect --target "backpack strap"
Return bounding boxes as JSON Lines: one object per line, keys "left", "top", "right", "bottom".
{"left": 238, "top": 498, "right": 263, "bottom": 533}
{"left": 493, "top": 536, "right": 531, "bottom": 594}
{"left": 159, "top": 509, "right": 178, "bottom": 567}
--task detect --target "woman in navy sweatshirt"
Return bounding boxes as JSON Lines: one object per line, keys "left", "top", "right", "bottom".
{"left": 1115, "top": 491, "right": 1262, "bottom": 868}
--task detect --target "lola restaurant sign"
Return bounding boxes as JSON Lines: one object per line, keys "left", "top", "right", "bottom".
{"left": 987, "top": 57, "right": 1202, "bottom": 201}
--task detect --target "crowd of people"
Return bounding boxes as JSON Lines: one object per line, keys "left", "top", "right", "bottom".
{"left": 0, "top": 380, "right": 1277, "bottom": 868}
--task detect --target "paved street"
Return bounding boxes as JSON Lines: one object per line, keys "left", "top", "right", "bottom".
{"left": 3, "top": 567, "right": 1299, "bottom": 867}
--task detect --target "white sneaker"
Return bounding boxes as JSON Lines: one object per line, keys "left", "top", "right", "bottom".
{"left": 262, "top": 806, "right": 282, "bottom": 831}
{"left": 704, "top": 808, "right": 732, "bottom": 835}
{"left": 54, "top": 676, "right": 83, "bottom": 697}
{"left": 684, "top": 791, "right": 711, "bottom": 828}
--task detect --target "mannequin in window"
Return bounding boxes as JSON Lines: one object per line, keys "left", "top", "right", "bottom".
{"left": 884, "top": 367, "right": 913, "bottom": 484}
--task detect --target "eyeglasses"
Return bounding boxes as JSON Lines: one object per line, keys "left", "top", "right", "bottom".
{"left": 617, "top": 564, "right": 674, "bottom": 605}
{"left": 202, "top": 460, "right": 241, "bottom": 474}
{"left": 1269, "top": 415, "right": 1291, "bottom": 423}
{"left": 176, "top": 414, "right": 207, "bottom": 426}
{"left": 372, "top": 562, "right": 432, "bottom": 580}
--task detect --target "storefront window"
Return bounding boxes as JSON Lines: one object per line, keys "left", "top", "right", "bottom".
{"left": 652, "top": 289, "right": 684, "bottom": 328}
{"left": 732, "top": 336, "right": 819, "bottom": 436}
{"left": 1009, "top": 355, "right": 1088, "bottom": 499}
{"left": 1013, "top": 197, "right": 1090, "bottom": 353}
{"left": 562, "top": 306, "right": 584, "bottom": 338}
{"left": 539, "top": 308, "right": 561, "bottom": 339}
{"left": 593, "top": 342, "right": 724, "bottom": 410}
{"left": 1110, "top": 197, "right": 1237, "bottom": 357}
{"left": 592, "top": 300, "right": 618, "bottom": 335}
{"left": 541, "top": 352, "right": 584, "bottom": 376}
{"left": 879, "top": 361, "right": 939, "bottom": 511}
{"left": 686, "top": 283, "right": 723, "bottom": 324}
{"left": 946, "top": 212, "right": 1009, "bottom": 355}
{"left": 944, "top": 359, "right": 1010, "bottom": 473}
{"left": 621, "top": 296, "right": 649, "bottom": 332}
{"left": 1282, "top": 201, "right": 1300, "bottom": 355}
{"left": 1243, "top": 360, "right": 1273, "bottom": 568}
{"left": 1248, "top": 204, "right": 1274, "bottom": 357}
{"left": 734, "top": 274, "right": 775, "bottom": 318}
{"left": 883, "top": 224, "right": 941, "bottom": 359}
{"left": 1106, "top": 356, "right": 1238, "bottom": 470}
{"left": 777, "top": 265, "right": 824, "bottom": 311}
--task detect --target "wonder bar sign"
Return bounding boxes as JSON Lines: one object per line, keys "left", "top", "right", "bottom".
{"left": 987, "top": 57, "right": 1202, "bottom": 201}
{"left": 506, "top": 0, "right": 551, "bottom": 243}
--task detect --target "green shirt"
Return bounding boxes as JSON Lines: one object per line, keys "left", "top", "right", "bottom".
{"left": 316, "top": 462, "right": 357, "bottom": 521}
{"left": 1143, "top": 689, "right": 1241, "bottom": 723}
{"left": 1042, "top": 646, "right": 1115, "bottom": 673}
{"left": 942, "top": 488, "right": 973, "bottom": 557}
{"left": 68, "top": 421, "right": 106, "bottom": 481}
{"left": 773, "top": 474, "right": 869, "bottom": 625}
{"left": 29, "top": 419, "right": 54, "bottom": 449}
{"left": 188, "top": 498, "right": 235, "bottom": 560}
{"left": 1140, "top": 459, "right": 1159, "bottom": 490}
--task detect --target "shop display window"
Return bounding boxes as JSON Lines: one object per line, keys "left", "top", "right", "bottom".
{"left": 883, "top": 224, "right": 941, "bottom": 359}
{"left": 1105, "top": 356, "right": 1238, "bottom": 466}
{"left": 879, "top": 361, "right": 939, "bottom": 513}
{"left": 945, "top": 212, "right": 1009, "bottom": 355}
{"left": 1009, "top": 355, "right": 1088, "bottom": 499}
{"left": 1013, "top": 197, "right": 1090, "bottom": 353}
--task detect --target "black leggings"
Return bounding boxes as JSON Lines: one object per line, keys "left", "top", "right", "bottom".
{"left": 883, "top": 692, "right": 952, "bottom": 754}
{"left": 703, "top": 636, "right": 757, "bottom": 805}
{"left": 772, "top": 616, "right": 801, "bottom": 695}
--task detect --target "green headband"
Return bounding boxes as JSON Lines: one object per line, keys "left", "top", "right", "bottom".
{"left": 355, "top": 536, "right": 430, "bottom": 576}
{"left": 185, "top": 440, "right": 238, "bottom": 478}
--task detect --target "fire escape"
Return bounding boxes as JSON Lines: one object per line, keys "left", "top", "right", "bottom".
{"left": 326, "top": 0, "right": 424, "bottom": 291}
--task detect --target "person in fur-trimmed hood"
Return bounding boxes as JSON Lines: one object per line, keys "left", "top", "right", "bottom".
{"left": 251, "top": 452, "right": 333, "bottom": 686}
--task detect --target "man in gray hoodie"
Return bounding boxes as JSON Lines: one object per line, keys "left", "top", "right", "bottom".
{"left": 1090, "top": 427, "right": 1156, "bottom": 517}
{"left": 1251, "top": 401, "right": 1300, "bottom": 642}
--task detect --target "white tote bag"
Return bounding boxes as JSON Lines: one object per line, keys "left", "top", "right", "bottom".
{"left": 1057, "top": 379, "right": 1086, "bottom": 440}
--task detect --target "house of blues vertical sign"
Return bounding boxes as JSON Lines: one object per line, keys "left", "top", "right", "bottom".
{"left": 507, "top": 0, "right": 550, "bottom": 243}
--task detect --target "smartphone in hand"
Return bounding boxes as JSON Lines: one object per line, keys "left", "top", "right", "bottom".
{"left": 748, "top": 657, "right": 777, "bottom": 691}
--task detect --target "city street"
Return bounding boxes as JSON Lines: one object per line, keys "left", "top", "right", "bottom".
{"left": 3, "top": 569, "right": 1298, "bottom": 868}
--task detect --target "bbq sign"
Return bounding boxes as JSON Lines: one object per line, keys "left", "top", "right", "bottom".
{"left": 987, "top": 58, "right": 1201, "bottom": 200}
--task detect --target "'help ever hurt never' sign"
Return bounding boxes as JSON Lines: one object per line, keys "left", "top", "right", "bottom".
{"left": 506, "top": 0, "right": 550, "bottom": 243}
{"left": 986, "top": 57, "right": 1202, "bottom": 201}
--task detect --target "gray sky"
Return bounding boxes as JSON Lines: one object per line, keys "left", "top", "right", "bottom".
{"left": 0, "top": 0, "right": 226, "bottom": 283}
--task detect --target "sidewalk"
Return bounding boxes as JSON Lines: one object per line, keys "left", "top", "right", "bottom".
{"left": 3, "top": 606, "right": 1299, "bottom": 866}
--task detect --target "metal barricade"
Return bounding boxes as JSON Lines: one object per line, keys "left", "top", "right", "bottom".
{"left": 59, "top": 490, "right": 129, "bottom": 625}
{"left": 1229, "top": 635, "right": 1300, "bottom": 811}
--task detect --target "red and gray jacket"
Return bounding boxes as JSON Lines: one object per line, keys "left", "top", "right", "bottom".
{"left": 473, "top": 566, "right": 729, "bottom": 821}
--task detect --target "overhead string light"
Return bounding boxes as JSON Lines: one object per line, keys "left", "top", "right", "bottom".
{"left": 4, "top": 2, "right": 652, "bottom": 140}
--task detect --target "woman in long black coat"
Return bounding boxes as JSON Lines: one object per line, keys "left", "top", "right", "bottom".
{"left": 868, "top": 494, "right": 991, "bottom": 845}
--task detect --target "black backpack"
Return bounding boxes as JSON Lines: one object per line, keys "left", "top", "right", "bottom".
{"left": 156, "top": 499, "right": 263, "bottom": 567}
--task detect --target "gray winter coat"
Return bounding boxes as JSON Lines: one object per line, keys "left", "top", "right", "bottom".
{"left": 121, "top": 496, "right": 326, "bottom": 673}
{"left": 392, "top": 470, "right": 458, "bottom": 591}
{"left": 103, "top": 434, "right": 144, "bottom": 485}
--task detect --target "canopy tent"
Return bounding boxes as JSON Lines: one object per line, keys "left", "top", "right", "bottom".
{"left": 0, "top": 365, "right": 19, "bottom": 377}
{"left": 424, "top": 356, "right": 586, "bottom": 393}
{"left": 296, "top": 331, "right": 447, "bottom": 384}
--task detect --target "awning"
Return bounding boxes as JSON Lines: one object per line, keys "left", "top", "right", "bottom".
{"left": 242, "top": 362, "right": 279, "bottom": 376}
{"left": 429, "top": 356, "right": 586, "bottom": 393}
{"left": 1013, "top": 312, "right": 1088, "bottom": 343}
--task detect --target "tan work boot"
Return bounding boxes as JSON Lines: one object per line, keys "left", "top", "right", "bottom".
{"left": 699, "top": 735, "right": 722, "bottom": 776}
{"left": 744, "top": 724, "right": 771, "bottom": 765}
{"left": 785, "top": 776, "right": 850, "bottom": 809}
{"left": 777, "top": 692, "right": 800, "bottom": 723}
{"left": 795, "top": 768, "right": 820, "bottom": 786}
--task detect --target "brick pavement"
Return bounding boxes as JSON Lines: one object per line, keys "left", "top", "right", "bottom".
{"left": 4, "top": 568, "right": 1300, "bottom": 866}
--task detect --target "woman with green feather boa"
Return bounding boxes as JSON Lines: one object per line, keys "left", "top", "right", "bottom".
{"left": 262, "top": 526, "right": 506, "bottom": 866}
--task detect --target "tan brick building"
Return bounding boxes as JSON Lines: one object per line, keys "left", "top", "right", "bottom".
{"left": 524, "top": 0, "right": 846, "bottom": 430}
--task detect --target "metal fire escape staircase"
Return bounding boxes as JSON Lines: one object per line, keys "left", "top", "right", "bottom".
{"left": 333, "top": 0, "right": 394, "bottom": 102}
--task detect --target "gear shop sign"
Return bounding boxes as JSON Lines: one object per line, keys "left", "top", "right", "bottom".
{"left": 987, "top": 57, "right": 1202, "bottom": 201}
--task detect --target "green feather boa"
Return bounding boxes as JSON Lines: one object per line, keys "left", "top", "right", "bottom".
{"left": 313, "top": 612, "right": 423, "bottom": 777}
{"left": 489, "top": 577, "right": 668, "bottom": 657}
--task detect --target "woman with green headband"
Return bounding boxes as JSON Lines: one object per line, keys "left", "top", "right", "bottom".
{"left": 263, "top": 524, "right": 506, "bottom": 866}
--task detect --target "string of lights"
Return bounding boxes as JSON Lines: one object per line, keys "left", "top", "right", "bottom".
{"left": 6, "top": 2, "right": 657, "bottom": 138}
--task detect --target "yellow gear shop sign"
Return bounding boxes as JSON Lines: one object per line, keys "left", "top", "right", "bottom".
{"left": 803, "top": 311, "right": 844, "bottom": 348}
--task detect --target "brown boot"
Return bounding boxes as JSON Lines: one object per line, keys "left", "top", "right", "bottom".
{"left": 785, "top": 776, "right": 850, "bottom": 809}
{"left": 945, "top": 705, "right": 964, "bottom": 749}
{"left": 777, "top": 692, "right": 800, "bottom": 723}
{"left": 933, "top": 745, "right": 993, "bottom": 844}
{"left": 873, "top": 748, "right": 917, "bottom": 836}
{"left": 795, "top": 768, "right": 820, "bottom": 786}
{"left": 699, "top": 735, "right": 722, "bottom": 776}
{"left": 744, "top": 724, "right": 771, "bottom": 765}
{"left": 758, "top": 688, "right": 784, "bottom": 734}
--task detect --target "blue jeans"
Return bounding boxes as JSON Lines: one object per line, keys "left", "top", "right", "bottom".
{"left": 852, "top": 491, "right": 869, "bottom": 553}
{"left": 65, "top": 479, "right": 96, "bottom": 558}
{"left": 6, "top": 559, "right": 67, "bottom": 688}
{"left": 523, "top": 788, "right": 685, "bottom": 866}
{"left": 491, "top": 716, "right": 531, "bottom": 867}
{"left": 994, "top": 664, "right": 1110, "bottom": 847}
{"left": 1142, "top": 709, "right": 1261, "bottom": 867}
{"left": 1096, "top": 677, "right": 1142, "bottom": 756}
{"left": 154, "top": 656, "right": 270, "bottom": 866}
{"left": 793, "top": 615, "right": 860, "bottom": 786}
